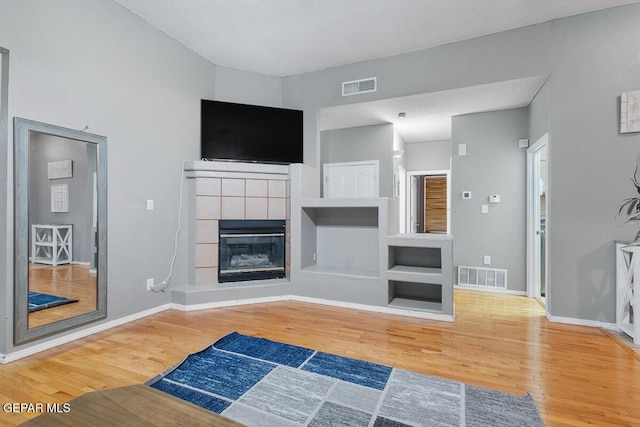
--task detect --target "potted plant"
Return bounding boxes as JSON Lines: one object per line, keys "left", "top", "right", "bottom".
{"left": 619, "top": 165, "right": 640, "bottom": 242}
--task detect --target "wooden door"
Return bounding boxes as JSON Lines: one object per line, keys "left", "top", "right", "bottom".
{"left": 424, "top": 176, "right": 447, "bottom": 233}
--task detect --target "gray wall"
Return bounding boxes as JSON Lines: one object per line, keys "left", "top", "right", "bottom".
{"left": 29, "top": 134, "right": 96, "bottom": 263}
{"left": 0, "top": 47, "right": 8, "bottom": 354}
{"left": 283, "top": 23, "right": 552, "bottom": 168}
{"left": 451, "top": 108, "right": 529, "bottom": 292}
{"left": 528, "top": 77, "right": 551, "bottom": 147}
{"left": 0, "top": 0, "right": 218, "bottom": 353}
{"left": 545, "top": 5, "right": 640, "bottom": 322}
{"left": 214, "top": 66, "right": 283, "bottom": 107}
{"left": 405, "top": 140, "right": 451, "bottom": 172}
{"left": 320, "top": 124, "right": 394, "bottom": 197}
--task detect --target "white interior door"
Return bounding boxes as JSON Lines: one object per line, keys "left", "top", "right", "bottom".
{"left": 323, "top": 161, "right": 378, "bottom": 198}
{"left": 398, "top": 165, "right": 406, "bottom": 233}
{"left": 410, "top": 175, "right": 418, "bottom": 233}
{"left": 527, "top": 134, "right": 549, "bottom": 305}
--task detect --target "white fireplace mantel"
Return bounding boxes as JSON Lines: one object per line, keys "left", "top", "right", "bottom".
{"left": 185, "top": 160, "right": 289, "bottom": 181}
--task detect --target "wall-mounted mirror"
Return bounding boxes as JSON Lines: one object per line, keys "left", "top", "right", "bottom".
{"left": 14, "top": 118, "right": 107, "bottom": 345}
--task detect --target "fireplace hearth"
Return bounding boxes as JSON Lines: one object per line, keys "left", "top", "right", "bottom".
{"left": 218, "top": 220, "right": 286, "bottom": 283}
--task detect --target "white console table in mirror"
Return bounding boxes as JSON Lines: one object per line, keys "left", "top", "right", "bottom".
{"left": 616, "top": 242, "right": 640, "bottom": 344}
{"left": 31, "top": 224, "right": 73, "bottom": 266}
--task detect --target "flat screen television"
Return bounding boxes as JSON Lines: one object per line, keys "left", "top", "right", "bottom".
{"left": 201, "top": 99, "right": 303, "bottom": 164}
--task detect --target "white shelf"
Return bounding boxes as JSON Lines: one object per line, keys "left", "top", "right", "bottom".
{"left": 301, "top": 264, "right": 379, "bottom": 279}
{"left": 387, "top": 233, "right": 453, "bottom": 247}
{"left": 388, "top": 265, "right": 443, "bottom": 283}
{"left": 388, "top": 297, "right": 443, "bottom": 313}
{"left": 300, "top": 198, "right": 385, "bottom": 208}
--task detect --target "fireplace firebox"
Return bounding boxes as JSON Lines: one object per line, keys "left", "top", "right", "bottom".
{"left": 218, "top": 220, "right": 286, "bottom": 283}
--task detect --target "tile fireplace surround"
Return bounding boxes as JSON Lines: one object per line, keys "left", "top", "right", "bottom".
{"left": 185, "top": 161, "right": 290, "bottom": 285}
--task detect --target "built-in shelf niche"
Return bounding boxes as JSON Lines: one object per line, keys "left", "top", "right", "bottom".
{"left": 301, "top": 206, "right": 379, "bottom": 278}
{"left": 388, "top": 281, "right": 443, "bottom": 312}
{"left": 386, "top": 234, "right": 453, "bottom": 316}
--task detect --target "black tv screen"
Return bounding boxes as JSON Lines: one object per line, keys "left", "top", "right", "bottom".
{"left": 201, "top": 99, "right": 303, "bottom": 164}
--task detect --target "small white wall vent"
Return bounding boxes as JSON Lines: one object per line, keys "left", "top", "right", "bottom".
{"left": 458, "top": 266, "right": 507, "bottom": 289}
{"left": 342, "top": 77, "right": 377, "bottom": 96}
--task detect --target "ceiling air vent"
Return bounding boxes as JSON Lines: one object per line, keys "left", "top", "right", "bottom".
{"left": 342, "top": 77, "right": 377, "bottom": 96}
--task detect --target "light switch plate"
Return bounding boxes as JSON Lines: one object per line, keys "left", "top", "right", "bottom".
{"left": 481, "top": 204, "right": 489, "bottom": 214}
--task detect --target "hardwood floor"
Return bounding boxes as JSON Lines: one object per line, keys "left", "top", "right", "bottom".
{"left": 1, "top": 290, "right": 639, "bottom": 426}
{"left": 28, "top": 265, "right": 97, "bottom": 328}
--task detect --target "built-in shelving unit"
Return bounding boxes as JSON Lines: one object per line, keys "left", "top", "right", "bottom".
{"left": 387, "top": 234, "right": 453, "bottom": 317}
{"left": 299, "top": 198, "right": 386, "bottom": 279}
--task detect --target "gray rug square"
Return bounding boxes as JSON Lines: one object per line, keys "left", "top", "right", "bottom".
{"left": 373, "top": 417, "right": 414, "bottom": 427}
{"left": 379, "top": 369, "right": 462, "bottom": 426}
{"left": 238, "top": 366, "right": 333, "bottom": 423}
{"left": 327, "top": 381, "right": 382, "bottom": 413}
{"left": 309, "top": 401, "right": 372, "bottom": 427}
{"left": 223, "top": 402, "right": 300, "bottom": 427}
{"left": 465, "top": 385, "right": 544, "bottom": 427}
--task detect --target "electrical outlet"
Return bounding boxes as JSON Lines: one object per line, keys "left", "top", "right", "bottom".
{"left": 146, "top": 278, "right": 154, "bottom": 290}
{"left": 483, "top": 255, "right": 491, "bottom": 265}
{"left": 146, "top": 199, "right": 154, "bottom": 210}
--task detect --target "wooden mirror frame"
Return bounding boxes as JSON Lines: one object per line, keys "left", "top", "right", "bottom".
{"left": 13, "top": 117, "right": 107, "bottom": 345}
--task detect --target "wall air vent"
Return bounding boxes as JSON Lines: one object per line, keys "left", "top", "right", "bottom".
{"left": 342, "top": 77, "right": 377, "bottom": 96}
{"left": 458, "top": 266, "right": 507, "bottom": 289}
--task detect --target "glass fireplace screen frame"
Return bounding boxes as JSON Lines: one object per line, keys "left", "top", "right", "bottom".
{"left": 218, "top": 219, "right": 286, "bottom": 283}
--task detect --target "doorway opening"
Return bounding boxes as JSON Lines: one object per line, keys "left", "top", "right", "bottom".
{"left": 406, "top": 170, "right": 450, "bottom": 234}
{"left": 527, "top": 134, "right": 548, "bottom": 307}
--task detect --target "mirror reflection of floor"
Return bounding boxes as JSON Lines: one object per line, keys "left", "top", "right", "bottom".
{"left": 28, "top": 264, "right": 97, "bottom": 329}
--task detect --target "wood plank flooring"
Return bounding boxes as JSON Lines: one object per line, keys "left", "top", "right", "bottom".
{"left": 1, "top": 290, "right": 639, "bottom": 426}
{"left": 28, "top": 265, "right": 97, "bottom": 328}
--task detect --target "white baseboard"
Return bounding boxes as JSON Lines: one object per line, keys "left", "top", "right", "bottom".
{"left": 545, "top": 313, "right": 617, "bottom": 330}
{"left": 289, "top": 295, "right": 455, "bottom": 322}
{"left": 172, "top": 294, "right": 454, "bottom": 322}
{"left": 0, "top": 304, "right": 172, "bottom": 364}
{"left": 170, "top": 296, "right": 289, "bottom": 311}
{"left": 454, "top": 284, "right": 526, "bottom": 296}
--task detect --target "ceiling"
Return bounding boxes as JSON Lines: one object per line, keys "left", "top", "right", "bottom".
{"left": 113, "top": 0, "right": 638, "bottom": 142}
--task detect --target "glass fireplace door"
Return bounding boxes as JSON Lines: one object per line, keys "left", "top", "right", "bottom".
{"left": 218, "top": 220, "right": 285, "bottom": 283}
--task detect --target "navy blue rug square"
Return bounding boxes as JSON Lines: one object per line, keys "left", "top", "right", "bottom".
{"left": 28, "top": 291, "right": 78, "bottom": 312}
{"left": 302, "top": 351, "right": 392, "bottom": 390}
{"left": 215, "top": 331, "right": 314, "bottom": 367}
{"left": 153, "top": 346, "right": 274, "bottom": 400}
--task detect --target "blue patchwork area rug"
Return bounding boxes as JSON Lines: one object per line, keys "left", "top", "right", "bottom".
{"left": 28, "top": 291, "right": 78, "bottom": 313}
{"left": 147, "top": 332, "right": 544, "bottom": 426}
